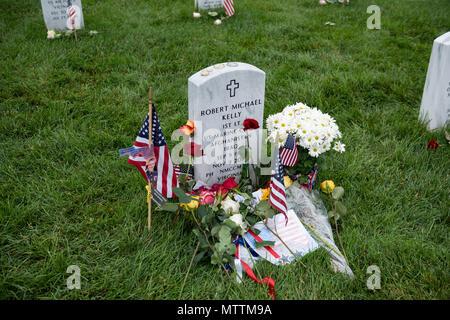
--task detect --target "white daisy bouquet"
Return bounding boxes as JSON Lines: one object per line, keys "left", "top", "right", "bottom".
{"left": 267, "top": 102, "right": 345, "bottom": 157}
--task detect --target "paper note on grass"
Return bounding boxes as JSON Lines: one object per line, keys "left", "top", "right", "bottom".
{"left": 244, "top": 210, "right": 319, "bottom": 265}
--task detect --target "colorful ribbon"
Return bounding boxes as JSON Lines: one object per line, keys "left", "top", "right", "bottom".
{"left": 235, "top": 240, "right": 276, "bottom": 300}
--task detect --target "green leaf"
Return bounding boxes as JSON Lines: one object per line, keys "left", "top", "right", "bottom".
{"left": 157, "top": 202, "right": 179, "bottom": 212}
{"left": 255, "top": 200, "right": 275, "bottom": 219}
{"left": 211, "top": 225, "right": 221, "bottom": 237}
{"left": 211, "top": 251, "right": 222, "bottom": 265}
{"left": 328, "top": 210, "right": 340, "bottom": 222}
{"left": 172, "top": 187, "right": 192, "bottom": 204}
{"left": 218, "top": 225, "right": 231, "bottom": 242}
{"left": 332, "top": 186, "right": 344, "bottom": 200}
{"left": 224, "top": 242, "right": 237, "bottom": 255}
{"left": 328, "top": 210, "right": 337, "bottom": 219}
{"left": 335, "top": 201, "right": 347, "bottom": 216}
{"left": 193, "top": 250, "right": 206, "bottom": 265}
{"left": 254, "top": 241, "right": 275, "bottom": 248}
{"left": 223, "top": 218, "right": 238, "bottom": 230}
{"left": 246, "top": 216, "right": 258, "bottom": 226}
{"left": 177, "top": 174, "right": 186, "bottom": 185}
{"left": 198, "top": 205, "right": 207, "bottom": 220}
{"left": 186, "top": 179, "right": 196, "bottom": 189}
{"left": 249, "top": 226, "right": 261, "bottom": 235}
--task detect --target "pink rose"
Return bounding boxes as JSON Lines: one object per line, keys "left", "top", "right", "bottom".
{"left": 199, "top": 190, "right": 216, "bottom": 205}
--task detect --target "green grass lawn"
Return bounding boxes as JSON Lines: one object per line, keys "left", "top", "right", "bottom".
{"left": 0, "top": 0, "right": 449, "bottom": 299}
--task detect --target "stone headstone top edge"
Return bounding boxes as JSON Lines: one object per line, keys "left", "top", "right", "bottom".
{"left": 434, "top": 31, "right": 450, "bottom": 45}
{"left": 188, "top": 62, "right": 265, "bottom": 86}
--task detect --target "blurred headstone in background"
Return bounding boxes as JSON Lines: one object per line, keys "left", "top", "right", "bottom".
{"left": 419, "top": 31, "right": 450, "bottom": 130}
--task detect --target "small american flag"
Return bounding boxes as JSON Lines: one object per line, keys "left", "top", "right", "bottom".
{"left": 280, "top": 134, "right": 298, "bottom": 167}
{"left": 67, "top": 1, "right": 76, "bottom": 26}
{"left": 223, "top": 0, "right": 235, "bottom": 17}
{"left": 125, "top": 107, "right": 178, "bottom": 198}
{"left": 119, "top": 146, "right": 154, "bottom": 159}
{"left": 174, "top": 165, "right": 194, "bottom": 181}
{"left": 301, "top": 165, "right": 319, "bottom": 191}
{"left": 269, "top": 147, "right": 288, "bottom": 221}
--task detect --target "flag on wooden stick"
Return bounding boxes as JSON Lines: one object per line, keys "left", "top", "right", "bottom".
{"left": 269, "top": 147, "right": 288, "bottom": 221}
{"left": 123, "top": 107, "right": 178, "bottom": 198}
{"left": 174, "top": 165, "right": 194, "bottom": 181}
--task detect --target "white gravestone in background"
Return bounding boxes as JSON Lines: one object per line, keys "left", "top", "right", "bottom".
{"left": 419, "top": 31, "right": 450, "bottom": 130}
{"left": 41, "top": 0, "right": 84, "bottom": 31}
{"left": 195, "top": 0, "right": 223, "bottom": 10}
{"left": 188, "top": 62, "right": 265, "bottom": 186}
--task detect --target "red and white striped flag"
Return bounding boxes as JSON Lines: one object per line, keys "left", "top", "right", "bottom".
{"left": 223, "top": 0, "right": 235, "bottom": 17}
{"left": 67, "top": 0, "right": 77, "bottom": 29}
{"left": 126, "top": 107, "right": 178, "bottom": 198}
{"left": 280, "top": 134, "right": 298, "bottom": 167}
{"left": 269, "top": 147, "right": 288, "bottom": 221}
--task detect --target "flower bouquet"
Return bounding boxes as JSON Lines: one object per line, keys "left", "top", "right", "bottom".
{"left": 153, "top": 103, "right": 351, "bottom": 298}
{"left": 266, "top": 102, "right": 345, "bottom": 184}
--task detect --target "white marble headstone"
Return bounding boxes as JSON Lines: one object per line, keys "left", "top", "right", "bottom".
{"left": 41, "top": 0, "right": 84, "bottom": 31}
{"left": 419, "top": 31, "right": 450, "bottom": 130}
{"left": 195, "top": 0, "right": 223, "bottom": 11}
{"left": 188, "top": 62, "right": 265, "bottom": 185}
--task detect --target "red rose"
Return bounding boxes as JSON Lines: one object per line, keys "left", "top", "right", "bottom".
{"left": 427, "top": 139, "right": 439, "bottom": 150}
{"left": 222, "top": 177, "right": 238, "bottom": 189}
{"left": 243, "top": 118, "right": 260, "bottom": 131}
{"left": 184, "top": 142, "right": 204, "bottom": 157}
{"left": 216, "top": 185, "right": 229, "bottom": 199}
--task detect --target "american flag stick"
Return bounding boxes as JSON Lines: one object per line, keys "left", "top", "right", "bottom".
{"left": 67, "top": 2, "right": 77, "bottom": 42}
{"left": 147, "top": 87, "right": 153, "bottom": 230}
{"left": 72, "top": 19, "right": 78, "bottom": 42}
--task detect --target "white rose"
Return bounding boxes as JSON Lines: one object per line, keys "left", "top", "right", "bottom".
{"left": 229, "top": 214, "right": 248, "bottom": 233}
{"left": 221, "top": 197, "right": 240, "bottom": 214}
{"left": 214, "top": 19, "right": 222, "bottom": 25}
{"left": 193, "top": 12, "right": 201, "bottom": 18}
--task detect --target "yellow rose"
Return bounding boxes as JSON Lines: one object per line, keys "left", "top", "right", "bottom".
{"left": 284, "top": 176, "right": 293, "bottom": 188}
{"left": 320, "top": 180, "right": 335, "bottom": 194}
{"left": 180, "top": 196, "right": 199, "bottom": 210}
{"left": 260, "top": 187, "right": 270, "bottom": 201}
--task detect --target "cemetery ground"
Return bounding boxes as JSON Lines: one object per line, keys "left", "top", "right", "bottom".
{"left": 0, "top": 0, "right": 449, "bottom": 299}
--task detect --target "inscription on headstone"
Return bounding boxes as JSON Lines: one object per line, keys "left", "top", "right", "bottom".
{"left": 41, "top": 0, "right": 84, "bottom": 31}
{"left": 195, "top": 0, "right": 223, "bottom": 10}
{"left": 188, "top": 62, "right": 265, "bottom": 185}
{"left": 419, "top": 31, "right": 450, "bottom": 130}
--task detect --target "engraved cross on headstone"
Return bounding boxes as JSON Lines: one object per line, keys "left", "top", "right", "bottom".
{"left": 226, "top": 79, "right": 239, "bottom": 97}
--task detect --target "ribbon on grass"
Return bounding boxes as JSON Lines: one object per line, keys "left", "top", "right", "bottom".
{"left": 240, "top": 260, "right": 275, "bottom": 300}
{"left": 235, "top": 239, "right": 276, "bottom": 300}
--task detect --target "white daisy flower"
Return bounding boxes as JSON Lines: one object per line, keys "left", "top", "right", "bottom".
{"left": 333, "top": 141, "right": 346, "bottom": 153}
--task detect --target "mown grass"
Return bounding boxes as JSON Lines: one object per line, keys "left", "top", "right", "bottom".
{"left": 0, "top": 0, "right": 449, "bottom": 299}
